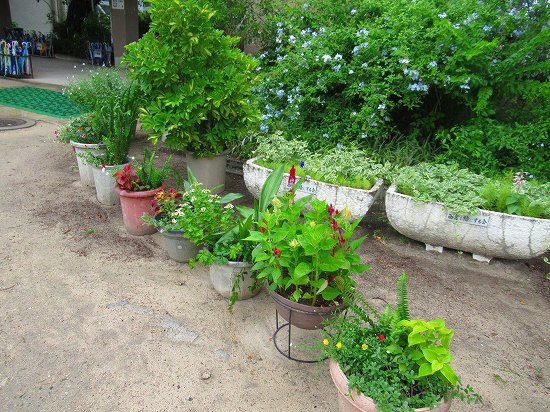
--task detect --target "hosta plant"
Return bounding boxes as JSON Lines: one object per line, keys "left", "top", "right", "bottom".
{"left": 322, "top": 274, "right": 481, "bottom": 412}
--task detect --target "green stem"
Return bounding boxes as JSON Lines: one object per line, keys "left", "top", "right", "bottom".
{"left": 311, "top": 254, "right": 320, "bottom": 306}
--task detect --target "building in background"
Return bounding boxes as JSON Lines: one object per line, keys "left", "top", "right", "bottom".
{"left": 3, "top": 0, "right": 68, "bottom": 35}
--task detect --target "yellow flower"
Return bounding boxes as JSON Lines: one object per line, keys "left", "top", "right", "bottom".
{"left": 341, "top": 204, "right": 351, "bottom": 221}
{"left": 336, "top": 342, "right": 342, "bottom": 349}
{"left": 361, "top": 343, "right": 368, "bottom": 351}
{"left": 309, "top": 221, "right": 316, "bottom": 228}
{"left": 323, "top": 339, "right": 329, "bottom": 346}
{"left": 289, "top": 238, "right": 299, "bottom": 248}
{"left": 272, "top": 197, "right": 282, "bottom": 209}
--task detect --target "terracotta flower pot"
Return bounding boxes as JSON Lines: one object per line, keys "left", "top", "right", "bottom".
{"left": 329, "top": 360, "right": 452, "bottom": 412}
{"left": 271, "top": 291, "right": 344, "bottom": 330}
{"left": 116, "top": 186, "right": 162, "bottom": 236}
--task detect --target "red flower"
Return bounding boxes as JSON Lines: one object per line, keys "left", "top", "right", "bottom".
{"left": 114, "top": 164, "right": 139, "bottom": 191}
{"left": 328, "top": 204, "right": 335, "bottom": 216}
{"left": 335, "top": 209, "right": 339, "bottom": 215}
{"left": 260, "top": 227, "right": 266, "bottom": 233}
{"left": 78, "top": 126, "right": 84, "bottom": 131}
{"left": 331, "top": 219, "right": 338, "bottom": 231}
{"left": 288, "top": 165, "right": 296, "bottom": 185}
{"left": 273, "top": 247, "right": 281, "bottom": 257}
{"left": 327, "top": 272, "right": 334, "bottom": 284}
{"left": 378, "top": 335, "right": 385, "bottom": 341}
{"left": 338, "top": 230, "right": 345, "bottom": 247}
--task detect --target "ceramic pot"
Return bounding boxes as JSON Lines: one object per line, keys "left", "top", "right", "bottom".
{"left": 209, "top": 261, "right": 260, "bottom": 300}
{"left": 70, "top": 141, "right": 105, "bottom": 187}
{"left": 161, "top": 230, "right": 200, "bottom": 263}
{"left": 186, "top": 152, "right": 227, "bottom": 193}
{"left": 329, "top": 360, "right": 452, "bottom": 412}
{"left": 271, "top": 291, "right": 344, "bottom": 330}
{"left": 92, "top": 164, "right": 127, "bottom": 206}
{"left": 116, "top": 186, "right": 162, "bottom": 235}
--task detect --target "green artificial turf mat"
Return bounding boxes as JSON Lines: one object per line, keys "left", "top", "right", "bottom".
{"left": 0, "top": 87, "right": 80, "bottom": 118}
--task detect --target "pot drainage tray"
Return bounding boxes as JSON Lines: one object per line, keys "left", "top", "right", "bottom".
{"left": 0, "top": 87, "right": 81, "bottom": 118}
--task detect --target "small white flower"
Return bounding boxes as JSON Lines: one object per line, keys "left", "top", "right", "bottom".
{"left": 351, "top": 9, "right": 357, "bottom": 15}
{"left": 200, "top": 207, "right": 206, "bottom": 212}
{"left": 334, "top": 53, "right": 343, "bottom": 61}
{"left": 322, "top": 54, "right": 332, "bottom": 62}
{"left": 349, "top": 69, "right": 354, "bottom": 74}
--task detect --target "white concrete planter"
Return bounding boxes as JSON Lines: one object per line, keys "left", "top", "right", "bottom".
{"left": 243, "top": 158, "right": 384, "bottom": 220}
{"left": 385, "top": 185, "right": 550, "bottom": 262}
{"left": 209, "top": 261, "right": 260, "bottom": 300}
{"left": 91, "top": 164, "right": 127, "bottom": 206}
{"left": 70, "top": 141, "right": 105, "bottom": 187}
{"left": 186, "top": 152, "right": 227, "bottom": 194}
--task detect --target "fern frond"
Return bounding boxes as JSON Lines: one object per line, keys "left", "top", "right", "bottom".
{"left": 335, "top": 278, "right": 380, "bottom": 327}
{"left": 396, "top": 272, "right": 410, "bottom": 322}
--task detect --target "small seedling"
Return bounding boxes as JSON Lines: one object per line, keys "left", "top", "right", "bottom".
{"left": 83, "top": 228, "right": 96, "bottom": 236}
{"left": 493, "top": 374, "right": 508, "bottom": 384}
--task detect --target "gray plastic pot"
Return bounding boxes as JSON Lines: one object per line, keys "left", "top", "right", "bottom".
{"left": 162, "top": 230, "right": 200, "bottom": 263}
{"left": 70, "top": 141, "right": 105, "bottom": 187}
{"left": 92, "top": 164, "right": 127, "bottom": 206}
{"left": 186, "top": 152, "right": 227, "bottom": 193}
{"left": 209, "top": 261, "right": 260, "bottom": 300}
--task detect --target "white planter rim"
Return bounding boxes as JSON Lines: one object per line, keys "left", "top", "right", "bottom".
{"left": 248, "top": 157, "right": 384, "bottom": 194}
{"left": 69, "top": 140, "right": 105, "bottom": 149}
{"left": 387, "top": 184, "right": 549, "bottom": 223}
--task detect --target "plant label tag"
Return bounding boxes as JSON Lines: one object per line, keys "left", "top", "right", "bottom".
{"left": 446, "top": 213, "right": 490, "bottom": 227}
{"left": 93, "top": 50, "right": 102, "bottom": 58}
{"left": 287, "top": 179, "right": 317, "bottom": 195}
{"left": 111, "top": 0, "right": 125, "bottom": 10}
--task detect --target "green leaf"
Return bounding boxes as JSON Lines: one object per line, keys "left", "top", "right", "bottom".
{"left": 422, "top": 348, "right": 439, "bottom": 363}
{"left": 418, "top": 362, "right": 433, "bottom": 377}
{"left": 321, "top": 286, "right": 341, "bottom": 301}
{"left": 440, "top": 364, "right": 458, "bottom": 385}
{"left": 294, "top": 262, "right": 313, "bottom": 277}
{"left": 244, "top": 231, "right": 264, "bottom": 242}
{"left": 220, "top": 192, "right": 243, "bottom": 204}
{"left": 259, "top": 165, "right": 284, "bottom": 217}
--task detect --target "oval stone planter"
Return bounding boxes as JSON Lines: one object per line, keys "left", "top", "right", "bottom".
{"left": 385, "top": 184, "right": 550, "bottom": 262}
{"left": 243, "top": 158, "right": 383, "bottom": 220}
{"left": 161, "top": 230, "right": 200, "bottom": 263}
{"left": 271, "top": 291, "right": 344, "bottom": 330}
{"left": 91, "top": 164, "right": 127, "bottom": 206}
{"left": 209, "top": 261, "right": 260, "bottom": 300}
{"left": 186, "top": 152, "right": 227, "bottom": 193}
{"left": 70, "top": 140, "right": 105, "bottom": 187}
{"left": 329, "top": 360, "right": 451, "bottom": 412}
{"left": 116, "top": 186, "right": 162, "bottom": 236}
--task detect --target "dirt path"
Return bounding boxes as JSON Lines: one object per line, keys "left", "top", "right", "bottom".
{"left": 0, "top": 116, "right": 548, "bottom": 411}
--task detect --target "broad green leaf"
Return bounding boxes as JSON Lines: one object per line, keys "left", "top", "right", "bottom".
{"left": 294, "top": 262, "right": 313, "bottom": 277}
{"left": 220, "top": 192, "right": 243, "bottom": 204}
{"left": 418, "top": 362, "right": 433, "bottom": 377}
{"left": 440, "top": 364, "right": 458, "bottom": 385}
{"left": 321, "top": 286, "right": 340, "bottom": 301}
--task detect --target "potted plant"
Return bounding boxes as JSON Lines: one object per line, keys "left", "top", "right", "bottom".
{"left": 386, "top": 163, "right": 550, "bottom": 262}
{"left": 243, "top": 133, "right": 388, "bottom": 220}
{"left": 245, "top": 171, "right": 369, "bottom": 329}
{"left": 322, "top": 274, "right": 481, "bottom": 412}
{"left": 55, "top": 114, "right": 105, "bottom": 187}
{"left": 123, "top": 0, "right": 260, "bottom": 191}
{"left": 113, "top": 149, "right": 173, "bottom": 236}
{"left": 192, "top": 166, "right": 284, "bottom": 308}
{"left": 87, "top": 83, "right": 141, "bottom": 206}
{"left": 142, "top": 172, "right": 242, "bottom": 263}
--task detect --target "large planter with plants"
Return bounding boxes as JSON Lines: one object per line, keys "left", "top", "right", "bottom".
{"left": 186, "top": 152, "right": 227, "bottom": 192}
{"left": 209, "top": 261, "right": 259, "bottom": 300}
{"left": 244, "top": 158, "right": 384, "bottom": 220}
{"left": 162, "top": 230, "right": 200, "bottom": 263}
{"left": 329, "top": 361, "right": 451, "bottom": 412}
{"left": 385, "top": 184, "right": 550, "bottom": 262}
{"left": 321, "top": 274, "right": 480, "bottom": 412}
{"left": 70, "top": 141, "right": 106, "bottom": 187}
{"left": 92, "top": 164, "right": 127, "bottom": 206}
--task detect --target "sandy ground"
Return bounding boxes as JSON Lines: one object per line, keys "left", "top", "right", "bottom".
{"left": 0, "top": 110, "right": 549, "bottom": 412}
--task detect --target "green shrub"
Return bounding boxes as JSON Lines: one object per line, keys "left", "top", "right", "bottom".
{"left": 123, "top": 0, "right": 260, "bottom": 157}
{"left": 257, "top": 0, "right": 549, "bottom": 177}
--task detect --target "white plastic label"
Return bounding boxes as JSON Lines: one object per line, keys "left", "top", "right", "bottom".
{"left": 446, "top": 213, "right": 490, "bottom": 227}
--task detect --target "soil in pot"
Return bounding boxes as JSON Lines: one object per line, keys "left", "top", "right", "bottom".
{"left": 186, "top": 152, "right": 227, "bottom": 193}
{"left": 162, "top": 230, "right": 200, "bottom": 263}
{"left": 117, "top": 187, "right": 162, "bottom": 236}
{"left": 209, "top": 261, "right": 260, "bottom": 300}
{"left": 329, "top": 360, "right": 452, "bottom": 412}
{"left": 271, "top": 291, "right": 344, "bottom": 330}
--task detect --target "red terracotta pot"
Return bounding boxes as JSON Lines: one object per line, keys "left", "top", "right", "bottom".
{"left": 271, "top": 291, "right": 344, "bottom": 330}
{"left": 329, "top": 360, "right": 452, "bottom": 412}
{"left": 116, "top": 186, "right": 162, "bottom": 236}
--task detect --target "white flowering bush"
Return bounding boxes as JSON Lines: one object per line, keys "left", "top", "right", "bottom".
{"left": 256, "top": 0, "right": 549, "bottom": 179}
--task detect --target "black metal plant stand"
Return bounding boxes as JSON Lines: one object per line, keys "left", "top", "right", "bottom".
{"left": 273, "top": 309, "right": 326, "bottom": 363}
